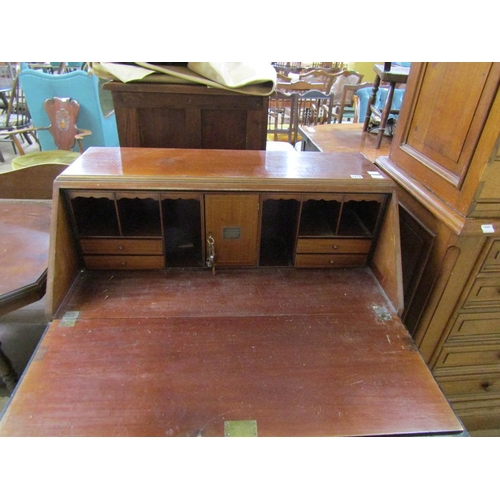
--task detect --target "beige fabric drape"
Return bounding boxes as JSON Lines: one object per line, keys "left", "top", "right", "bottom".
{"left": 90, "top": 62, "right": 277, "bottom": 96}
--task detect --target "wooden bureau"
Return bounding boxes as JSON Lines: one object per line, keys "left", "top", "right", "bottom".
{"left": 0, "top": 148, "right": 464, "bottom": 437}
{"left": 376, "top": 62, "right": 500, "bottom": 433}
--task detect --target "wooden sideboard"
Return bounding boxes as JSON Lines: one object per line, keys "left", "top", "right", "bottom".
{"left": 0, "top": 148, "right": 464, "bottom": 437}
{"left": 376, "top": 62, "right": 500, "bottom": 433}
{"left": 103, "top": 82, "right": 269, "bottom": 150}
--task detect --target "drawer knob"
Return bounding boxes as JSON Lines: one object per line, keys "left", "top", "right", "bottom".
{"left": 118, "top": 245, "right": 124, "bottom": 250}
{"left": 329, "top": 260, "right": 334, "bottom": 264}
{"left": 333, "top": 245, "right": 338, "bottom": 249}
{"left": 481, "top": 382, "right": 491, "bottom": 391}
{"left": 121, "top": 261, "right": 126, "bottom": 266}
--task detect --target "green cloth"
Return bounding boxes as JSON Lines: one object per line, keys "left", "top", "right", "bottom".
{"left": 12, "top": 150, "right": 80, "bottom": 169}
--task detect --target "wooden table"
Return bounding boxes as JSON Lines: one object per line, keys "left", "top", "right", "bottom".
{"left": 0, "top": 199, "right": 51, "bottom": 316}
{"left": 363, "top": 64, "right": 410, "bottom": 149}
{"left": 299, "top": 123, "right": 391, "bottom": 162}
{"left": 0, "top": 199, "right": 51, "bottom": 392}
{"left": 0, "top": 147, "right": 464, "bottom": 436}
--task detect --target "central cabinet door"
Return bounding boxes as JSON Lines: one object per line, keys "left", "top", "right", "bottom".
{"left": 205, "top": 194, "right": 260, "bottom": 266}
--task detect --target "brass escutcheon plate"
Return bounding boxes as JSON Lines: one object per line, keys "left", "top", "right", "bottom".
{"left": 224, "top": 420, "right": 258, "bottom": 437}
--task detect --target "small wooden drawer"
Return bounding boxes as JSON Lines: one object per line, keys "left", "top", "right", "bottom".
{"left": 435, "top": 344, "right": 500, "bottom": 369}
{"left": 83, "top": 255, "right": 165, "bottom": 270}
{"left": 464, "top": 278, "right": 500, "bottom": 308}
{"left": 436, "top": 374, "right": 500, "bottom": 400}
{"left": 80, "top": 238, "right": 163, "bottom": 255}
{"left": 296, "top": 238, "right": 371, "bottom": 254}
{"left": 448, "top": 311, "right": 500, "bottom": 342}
{"left": 481, "top": 240, "right": 500, "bottom": 272}
{"left": 295, "top": 253, "right": 367, "bottom": 268}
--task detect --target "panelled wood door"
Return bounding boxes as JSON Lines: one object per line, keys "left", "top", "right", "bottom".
{"left": 204, "top": 194, "right": 260, "bottom": 266}
{"left": 390, "top": 62, "right": 500, "bottom": 216}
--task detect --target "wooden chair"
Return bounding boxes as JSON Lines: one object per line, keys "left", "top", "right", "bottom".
{"left": 310, "top": 70, "right": 363, "bottom": 124}
{"left": 19, "top": 68, "right": 118, "bottom": 152}
{"left": 353, "top": 85, "right": 405, "bottom": 133}
{"left": 295, "top": 90, "right": 333, "bottom": 141}
{"left": 3, "top": 97, "right": 91, "bottom": 172}
{"left": 330, "top": 70, "right": 363, "bottom": 99}
{"left": 0, "top": 62, "right": 16, "bottom": 112}
{"left": 276, "top": 72, "right": 292, "bottom": 83}
{"left": 267, "top": 90, "right": 298, "bottom": 143}
{"left": 276, "top": 80, "right": 321, "bottom": 95}
{"left": 299, "top": 69, "right": 336, "bottom": 94}
{"left": 0, "top": 74, "right": 35, "bottom": 162}
{"left": 332, "top": 82, "right": 373, "bottom": 123}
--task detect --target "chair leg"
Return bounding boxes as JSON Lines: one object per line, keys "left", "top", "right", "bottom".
{"left": 22, "top": 132, "right": 33, "bottom": 146}
{"left": 0, "top": 342, "right": 18, "bottom": 394}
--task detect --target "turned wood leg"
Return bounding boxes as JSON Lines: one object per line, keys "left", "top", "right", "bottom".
{"left": 363, "top": 75, "right": 381, "bottom": 132}
{"left": 0, "top": 342, "right": 18, "bottom": 394}
{"left": 375, "top": 82, "right": 396, "bottom": 149}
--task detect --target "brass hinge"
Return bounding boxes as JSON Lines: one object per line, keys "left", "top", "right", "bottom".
{"left": 224, "top": 420, "right": 258, "bottom": 437}
{"left": 60, "top": 311, "right": 79, "bottom": 327}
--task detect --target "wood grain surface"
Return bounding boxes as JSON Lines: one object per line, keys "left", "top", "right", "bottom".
{"left": 0, "top": 268, "right": 463, "bottom": 436}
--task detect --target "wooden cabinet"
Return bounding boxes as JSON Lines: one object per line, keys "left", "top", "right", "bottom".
{"left": 377, "top": 62, "right": 500, "bottom": 433}
{"left": 103, "top": 82, "right": 269, "bottom": 150}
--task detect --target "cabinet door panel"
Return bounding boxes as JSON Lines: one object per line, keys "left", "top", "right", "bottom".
{"left": 407, "top": 63, "right": 492, "bottom": 179}
{"left": 391, "top": 62, "right": 500, "bottom": 214}
{"left": 205, "top": 194, "right": 259, "bottom": 266}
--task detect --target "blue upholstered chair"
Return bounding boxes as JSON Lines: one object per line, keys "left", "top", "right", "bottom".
{"left": 354, "top": 86, "right": 405, "bottom": 131}
{"left": 19, "top": 68, "right": 118, "bottom": 152}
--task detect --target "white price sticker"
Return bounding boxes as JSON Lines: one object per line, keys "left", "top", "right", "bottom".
{"left": 481, "top": 224, "right": 495, "bottom": 233}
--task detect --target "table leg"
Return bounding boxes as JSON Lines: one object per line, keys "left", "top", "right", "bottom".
{"left": 375, "top": 82, "right": 396, "bottom": 149}
{"left": 363, "top": 75, "right": 381, "bottom": 132}
{"left": 0, "top": 342, "right": 18, "bottom": 394}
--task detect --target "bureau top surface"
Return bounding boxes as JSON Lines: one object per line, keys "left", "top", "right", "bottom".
{"left": 57, "top": 148, "right": 393, "bottom": 192}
